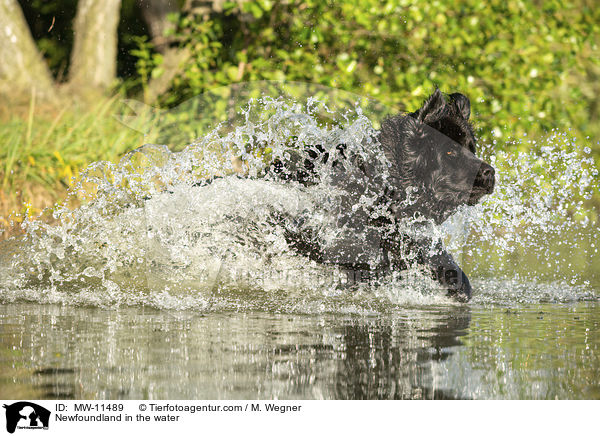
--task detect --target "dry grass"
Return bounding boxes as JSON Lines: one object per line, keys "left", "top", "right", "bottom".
{"left": 0, "top": 92, "right": 148, "bottom": 238}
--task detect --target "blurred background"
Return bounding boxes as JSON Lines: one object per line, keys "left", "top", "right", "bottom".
{"left": 1, "top": 0, "right": 598, "bottom": 235}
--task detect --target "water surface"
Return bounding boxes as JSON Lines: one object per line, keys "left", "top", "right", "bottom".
{"left": 1, "top": 299, "right": 598, "bottom": 400}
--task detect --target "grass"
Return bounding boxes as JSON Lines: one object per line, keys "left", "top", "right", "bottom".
{"left": 0, "top": 92, "right": 150, "bottom": 238}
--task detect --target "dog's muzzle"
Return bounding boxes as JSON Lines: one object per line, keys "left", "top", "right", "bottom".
{"left": 476, "top": 162, "right": 495, "bottom": 193}
{"left": 468, "top": 162, "right": 495, "bottom": 204}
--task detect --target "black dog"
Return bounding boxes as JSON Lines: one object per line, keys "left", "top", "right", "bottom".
{"left": 268, "top": 89, "right": 495, "bottom": 301}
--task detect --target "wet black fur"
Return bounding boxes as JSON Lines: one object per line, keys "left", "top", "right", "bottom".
{"left": 379, "top": 90, "right": 495, "bottom": 225}
{"left": 271, "top": 89, "right": 496, "bottom": 301}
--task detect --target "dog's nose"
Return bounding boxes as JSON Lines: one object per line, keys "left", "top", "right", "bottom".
{"left": 482, "top": 166, "right": 494, "bottom": 178}
{"left": 479, "top": 163, "right": 495, "bottom": 192}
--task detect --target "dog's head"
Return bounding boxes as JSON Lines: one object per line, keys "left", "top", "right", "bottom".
{"left": 379, "top": 89, "right": 495, "bottom": 223}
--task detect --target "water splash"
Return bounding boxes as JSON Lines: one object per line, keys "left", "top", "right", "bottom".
{"left": 0, "top": 86, "right": 598, "bottom": 311}
{"left": 452, "top": 132, "right": 599, "bottom": 297}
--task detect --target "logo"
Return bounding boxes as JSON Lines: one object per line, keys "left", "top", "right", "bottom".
{"left": 2, "top": 402, "right": 50, "bottom": 434}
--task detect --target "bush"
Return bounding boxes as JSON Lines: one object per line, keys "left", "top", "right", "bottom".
{"left": 136, "top": 0, "right": 599, "bottom": 152}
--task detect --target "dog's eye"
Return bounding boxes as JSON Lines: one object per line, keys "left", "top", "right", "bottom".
{"left": 446, "top": 151, "right": 457, "bottom": 157}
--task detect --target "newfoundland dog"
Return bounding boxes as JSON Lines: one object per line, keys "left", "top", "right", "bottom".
{"left": 268, "top": 89, "right": 495, "bottom": 301}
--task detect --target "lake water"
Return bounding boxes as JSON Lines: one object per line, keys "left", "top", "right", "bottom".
{"left": 1, "top": 298, "right": 598, "bottom": 400}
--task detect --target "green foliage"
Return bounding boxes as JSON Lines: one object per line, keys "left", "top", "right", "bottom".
{"left": 18, "top": 0, "right": 600, "bottom": 150}
{"left": 129, "top": 35, "right": 166, "bottom": 101}
{"left": 132, "top": 0, "right": 599, "bottom": 151}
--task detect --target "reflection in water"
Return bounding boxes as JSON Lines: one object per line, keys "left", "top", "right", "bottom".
{"left": 0, "top": 304, "right": 471, "bottom": 400}
{"left": 334, "top": 310, "right": 470, "bottom": 399}
{"left": 1, "top": 302, "right": 599, "bottom": 399}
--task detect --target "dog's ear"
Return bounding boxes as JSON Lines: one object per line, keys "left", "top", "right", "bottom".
{"left": 414, "top": 88, "right": 446, "bottom": 122}
{"left": 450, "top": 93, "right": 471, "bottom": 119}
{"left": 380, "top": 116, "right": 407, "bottom": 175}
{"left": 379, "top": 115, "right": 424, "bottom": 183}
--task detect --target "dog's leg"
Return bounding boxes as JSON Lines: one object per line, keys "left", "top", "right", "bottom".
{"left": 393, "top": 237, "right": 472, "bottom": 302}
{"left": 425, "top": 246, "right": 472, "bottom": 302}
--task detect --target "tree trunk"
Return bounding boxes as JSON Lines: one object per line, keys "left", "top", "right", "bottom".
{"left": 0, "top": 0, "right": 56, "bottom": 97}
{"left": 137, "top": 0, "right": 191, "bottom": 103}
{"left": 69, "top": 0, "right": 122, "bottom": 91}
{"left": 137, "top": 0, "right": 179, "bottom": 53}
{"left": 145, "top": 47, "right": 191, "bottom": 103}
